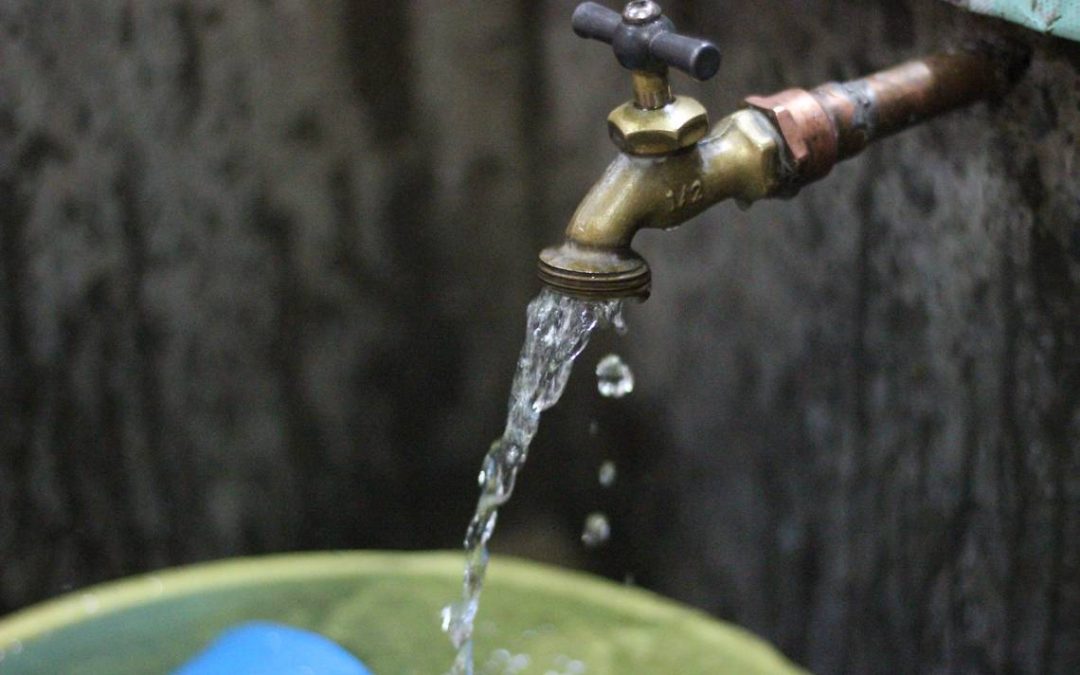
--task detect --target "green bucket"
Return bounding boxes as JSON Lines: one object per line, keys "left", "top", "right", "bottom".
{"left": 0, "top": 551, "right": 805, "bottom": 674}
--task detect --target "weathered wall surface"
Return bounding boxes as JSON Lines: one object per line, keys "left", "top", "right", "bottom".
{"left": 1, "top": 1, "right": 1078, "bottom": 673}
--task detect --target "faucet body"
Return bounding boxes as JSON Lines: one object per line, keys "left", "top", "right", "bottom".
{"left": 539, "top": 4, "right": 1025, "bottom": 300}
{"left": 566, "top": 110, "right": 782, "bottom": 248}
{"left": 539, "top": 109, "right": 782, "bottom": 297}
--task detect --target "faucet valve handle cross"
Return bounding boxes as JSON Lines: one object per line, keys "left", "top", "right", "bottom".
{"left": 572, "top": 2, "right": 721, "bottom": 83}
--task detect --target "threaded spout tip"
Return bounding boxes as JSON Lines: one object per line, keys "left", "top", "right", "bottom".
{"left": 537, "top": 242, "right": 651, "bottom": 300}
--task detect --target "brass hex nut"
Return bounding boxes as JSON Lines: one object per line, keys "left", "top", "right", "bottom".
{"left": 723, "top": 109, "right": 784, "bottom": 201}
{"left": 607, "top": 96, "right": 709, "bottom": 156}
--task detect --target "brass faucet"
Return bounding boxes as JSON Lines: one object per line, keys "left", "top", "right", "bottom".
{"left": 538, "top": 1, "right": 1026, "bottom": 300}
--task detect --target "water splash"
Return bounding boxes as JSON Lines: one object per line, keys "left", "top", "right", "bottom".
{"left": 550, "top": 655, "right": 588, "bottom": 674}
{"left": 443, "top": 289, "right": 623, "bottom": 675}
{"left": 595, "top": 354, "right": 633, "bottom": 398}
{"left": 481, "top": 649, "right": 532, "bottom": 674}
{"left": 612, "top": 310, "right": 629, "bottom": 336}
{"left": 580, "top": 512, "right": 611, "bottom": 548}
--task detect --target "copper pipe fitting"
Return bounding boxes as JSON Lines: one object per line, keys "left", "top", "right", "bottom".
{"left": 744, "top": 87, "right": 839, "bottom": 182}
{"left": 745, "top": 48, "right": 1012, "bottom": 185}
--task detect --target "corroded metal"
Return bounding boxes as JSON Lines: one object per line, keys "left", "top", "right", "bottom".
{"left": 744, "top": 88, "right": 838, "bottom": 182}
{"left": 745, "top": 49, "right": 1008, "bottom": 185}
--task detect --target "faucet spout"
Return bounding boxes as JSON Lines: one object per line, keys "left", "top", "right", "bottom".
{"left": 538, "top": 109, "right": 784, "bottom": 299}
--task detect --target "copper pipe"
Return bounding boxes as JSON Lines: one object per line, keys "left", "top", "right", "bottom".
{"left": 745, "top": 48, "right": 1012, "bottom": 185}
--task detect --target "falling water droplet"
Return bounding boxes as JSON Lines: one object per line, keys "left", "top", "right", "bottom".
{"left": 595, "top": 354, "right": 633, "bottom": 398}
{"left": 598, "top": 461, "right": 616, "bottom": 487}
{"left": 484, "top": 648, "right": 510, "bottom": 674}
{"left": 588, "top": 420, "right": 599, "bottom": 437}
{"left": 564, "top": 659, "right": 587, "bottom": 675}
{"left": 508, "top": 653, "right": 531, "bottom": 673}
{"left": 613, "top": 308, "right": 628, "bottom": 336}
{"left": 581, "top": 512, "right": 610, "bottom": 548}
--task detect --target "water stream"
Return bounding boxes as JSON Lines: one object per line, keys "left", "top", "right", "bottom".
{"left": 441, "top": 289, "right": 624, "bottom": 675}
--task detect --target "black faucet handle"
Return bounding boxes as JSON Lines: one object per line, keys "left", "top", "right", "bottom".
{"left": 572, "top": 1, "right": 721, "bottom": 81}
{"left": 572, "top": 1, "right": 624, "bottom": 41}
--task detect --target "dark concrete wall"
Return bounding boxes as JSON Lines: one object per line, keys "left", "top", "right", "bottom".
{"left": 1, "top": 1, "right": 1078, "bottom": 673}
